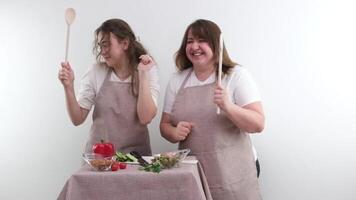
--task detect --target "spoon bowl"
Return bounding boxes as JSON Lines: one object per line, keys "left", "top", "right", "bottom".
{"left": 65, "top": 8, "right": 76, "bottom": 25}
{"left": 64, "top": 8, "right": 76, "bottom": 62}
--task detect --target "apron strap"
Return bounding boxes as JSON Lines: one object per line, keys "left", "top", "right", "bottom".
{"left": 178, "top": 68, "right": 193, "bottom": 92}
{"left": 102, "top": 68, "right": 113, "bottom": 85}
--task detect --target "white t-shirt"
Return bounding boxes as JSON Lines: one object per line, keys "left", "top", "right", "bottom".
{"left": 163, "top": 66, "right": 260, "bottom": 160}
{"left": 163, "top": 66, "right": 261, "bottom": 113}
{"left": 77, "top": 63, "right": 159, "bottom": 111}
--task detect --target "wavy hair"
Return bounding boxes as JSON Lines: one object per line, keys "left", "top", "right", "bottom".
{"left": 93, "top": 19, "right": 147, "bottom": 96}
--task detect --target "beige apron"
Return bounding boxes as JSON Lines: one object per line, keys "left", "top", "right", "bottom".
{"left": 171, "top": 70, "right": 261, "bottom": 200}
{"left": 85, "top": 69, "right": 152, "bottom": 155}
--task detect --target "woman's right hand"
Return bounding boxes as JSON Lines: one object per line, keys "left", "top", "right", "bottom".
{"left": 174, "top": 121, "right": 194, "bottom": 141}
{"left": 58, "top": 62, "right": 75, "bottom": 89}
{"left": 138, "top": 54, "right": 155, "bottom": 72}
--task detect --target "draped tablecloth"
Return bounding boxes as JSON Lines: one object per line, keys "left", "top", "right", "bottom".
{"left": 57, "top": 157, "right": 212, "bottom": 200}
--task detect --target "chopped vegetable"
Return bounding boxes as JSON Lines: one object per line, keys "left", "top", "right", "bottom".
{"left": 115, "top": 151, "right": 138, "bottom": 162}
{"left": 139, "top": 154, "right": 180, "bottom": 173}
{"left": 141, "top": 162, "right": 162, "bottom": 173}
{"left": 152, "top": 154, "right": 179, "bottom": 169}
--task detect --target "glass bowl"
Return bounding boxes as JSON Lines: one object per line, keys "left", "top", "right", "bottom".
{"left": 82, "top": 153, "right": 114, "bottom": 171}
{"left": 152, "top": 149, "right": 190, "bottom": 169}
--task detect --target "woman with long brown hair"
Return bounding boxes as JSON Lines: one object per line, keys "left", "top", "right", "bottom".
{"left": 58, "top": 19, "right": 159, "bottom": 155}
{"left": 160, "top": 19, "right": 264, "bottom": 199}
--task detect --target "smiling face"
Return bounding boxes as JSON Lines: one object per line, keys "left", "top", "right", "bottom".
{"left": 98, "top": 32, "right": 128, "bottom": 68}
{"left": 176, "top": 19, "right": 237, "bottom": 74}
{"left": 185, "top": 29, "right": 214, "bottom": 69}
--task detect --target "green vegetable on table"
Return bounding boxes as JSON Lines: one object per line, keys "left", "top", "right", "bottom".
{"left": 115, "top": 151, "right": 138, "bottom": 162}
{"left": 139, "top": 154, "right": 180, "bottom": 173}
{"left": 152, "top": 155, "right": 179, "bottom": 168}
{"left": 140, "top": 162, "right": 162, "bottom": 173}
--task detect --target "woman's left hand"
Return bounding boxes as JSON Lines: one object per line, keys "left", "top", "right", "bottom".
{"left": 138, "top": 54, "right": 155, "bottom": 71}
{"left": 214, "top": 84, "right": 232, "bottom": 111}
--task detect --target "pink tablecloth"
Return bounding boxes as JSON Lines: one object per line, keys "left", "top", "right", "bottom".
{"left": 57, "top": 158, "right": 212, "bottom": 200}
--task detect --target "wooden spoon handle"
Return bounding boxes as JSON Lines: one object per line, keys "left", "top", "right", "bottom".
{"left": 65, "top": 25, "right": 70, "bottom": 62}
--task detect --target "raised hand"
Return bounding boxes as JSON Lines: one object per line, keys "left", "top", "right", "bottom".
{"left": 214, "top": 84, "right": 232, "bottom": 111}
{"left": 58, "top": 62, "right": 75, "bottom": 89}
{"left": 138, "top": 54, "right": 155, "bottom": 71}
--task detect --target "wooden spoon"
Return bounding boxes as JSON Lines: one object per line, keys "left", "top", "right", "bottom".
{"left": 217, "top": 33, "right": 223, "bottom": 114}
{"left": 64, "top": 8, "right": 76, "bottom": 62}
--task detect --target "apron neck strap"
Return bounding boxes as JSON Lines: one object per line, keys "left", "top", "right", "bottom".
{"left": 178, "top": 68, "right": 193, "bottom": 92}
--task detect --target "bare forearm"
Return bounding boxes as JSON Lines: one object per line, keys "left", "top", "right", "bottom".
{"left": 160, "top": 113, "right": 194, "bottom": 143}
{"left": 137, "top": 71, "right": 157, "bottom": 125}
{"left": 160, "top": 122, "right": 179, "bottom": 143}
{"left": 64, "top": 86, "right": 87, "bottom": 126}
{"left": 224, "top": 102, "right": 265, "bottom": 133}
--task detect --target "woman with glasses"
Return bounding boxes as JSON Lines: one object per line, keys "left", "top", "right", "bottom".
{"left": 58, "top": 19, "right": 159, "bottom": 156}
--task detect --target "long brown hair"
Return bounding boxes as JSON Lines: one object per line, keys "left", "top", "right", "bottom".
{"left": 92, "top": 19, "right": 147, "bottom": 96}
{"left": 175, "top": 19, "right": 238, "bottom": 75}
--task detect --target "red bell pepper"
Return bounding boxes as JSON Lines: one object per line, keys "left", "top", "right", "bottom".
{"left": 92, "top": 140, "right": 115, "bottom": 157}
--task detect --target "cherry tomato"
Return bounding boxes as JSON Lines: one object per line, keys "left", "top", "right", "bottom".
{"left": 111, "top": 162, "right": 120, "bottom": 171}
{"left": 119, "top": 162, "right": 127, "bottom": 169}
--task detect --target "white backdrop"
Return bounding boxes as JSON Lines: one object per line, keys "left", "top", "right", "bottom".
{"left": 1, "top": 0, "right": 355, "bottom": 199}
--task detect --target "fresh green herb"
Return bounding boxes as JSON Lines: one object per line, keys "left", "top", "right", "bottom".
{"left": 140, "top": 162, "right": 162, "bottom": 173}
{"left": 139, "top": 154, "right": 180, "bottom": 173}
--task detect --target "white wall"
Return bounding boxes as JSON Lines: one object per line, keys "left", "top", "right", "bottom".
{"left": 1, "top": 0, "right": 355, "bottom": 199}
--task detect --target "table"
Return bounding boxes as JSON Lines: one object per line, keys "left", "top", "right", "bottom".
{"left": 57, "top": 157, "right": 212, "bottom": 200}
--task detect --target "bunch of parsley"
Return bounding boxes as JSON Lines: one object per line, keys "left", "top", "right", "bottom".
{"left": 140, "top": 162, "right": 162, "bottom": 173}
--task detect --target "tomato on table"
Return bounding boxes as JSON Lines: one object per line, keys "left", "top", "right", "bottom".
{"left": 119, "top": 162, "right": 127, "bottom": 169}
{"left": 111, "top": 162, "right": 120, "bottom": 171}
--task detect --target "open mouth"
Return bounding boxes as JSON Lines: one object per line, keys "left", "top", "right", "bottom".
{"left": 191, "top": 51, "right": 204, "bottom": 57}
